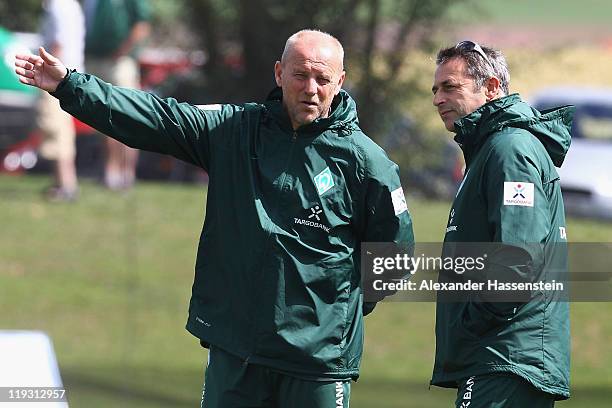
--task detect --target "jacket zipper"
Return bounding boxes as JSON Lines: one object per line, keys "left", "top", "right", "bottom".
{"left": 277, "top": 131, "right": 298, "bottom": 191}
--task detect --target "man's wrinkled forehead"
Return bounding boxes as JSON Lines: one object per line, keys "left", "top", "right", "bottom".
{"left": 281, "top": 32, "right": 344, "bottom": 70}
{"left": 285, "top": 47, "right": 342, "bottom": 73}
{"left": 434, "top": 58, "right": 470, "bottom": 83}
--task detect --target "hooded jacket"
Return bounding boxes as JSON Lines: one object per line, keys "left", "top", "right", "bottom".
{"left": 52, "top": 73, "right": 414, "bottom": 380}
{"left": 431, "top": 94, "right": 574, "bottom": 399}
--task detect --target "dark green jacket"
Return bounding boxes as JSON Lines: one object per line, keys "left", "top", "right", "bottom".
{"left": 52, "top": 74, "right": 414, "bottom": 380}
{"left": 85, "top": 0, "right": 150, "bottom": 57}
{"left": 432, "top": 94, "right": 573, "bottom": 399}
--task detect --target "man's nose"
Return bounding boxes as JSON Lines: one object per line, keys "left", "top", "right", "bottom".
{"left": 304, "top": 78, "right": 317, "bottom": 95}
{"left": 433, "top": 91, "right": 443, "bottom": 107}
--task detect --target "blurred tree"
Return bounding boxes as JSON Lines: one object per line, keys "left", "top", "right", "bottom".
{"left": 182, "top": 0, "right": 463, "bottom": 196}
{"left": 183, "top": 0, "right": 459, "bottom": 134}
{"left": 0, "top": 0, "right": 41, "bottom": 32}
{"left": 0, "top": 0, "right": 464, "bottom": 196}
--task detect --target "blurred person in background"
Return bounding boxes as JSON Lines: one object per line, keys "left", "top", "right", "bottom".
{"left": 431, "top": 41, "right": 573, "bottom": 407}
{"left": 37, "top": 0, "right": 84, "bottom": 201}
{"left": 15, "top": 29, "right": 414, "bottom": 407}
{"left": 83, "top": 0, "right": 150, "bottom": 190}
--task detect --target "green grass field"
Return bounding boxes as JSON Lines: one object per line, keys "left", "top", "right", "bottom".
{"left": 448, "top": 0, "right": 612, "bottom": 26}
{"left": 1, "top": 175, "right": 611, "bottom": 407}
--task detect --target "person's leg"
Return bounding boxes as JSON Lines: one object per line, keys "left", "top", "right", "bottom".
{"left": 37, "top": 92, "right": 78, "bottom": 200}
{"left": 56, "top": 157, "right": 77, "bottom": 192}
{"left": 112, "top": 56, "right": 141, "bottom": 189}
{"left": 88, "top": 56, "right": 141, "bottom": 190}
{"left": 120, "top": 145, "right": 139, "bottom": 188}
{"left": 51, "top": 155, "right": 78, "bottom": 200}
{"left": 275, "top": 374, "right": 351, "bottom": 408}
{"left": 201, "top": 347, "right": 274, "bottom": 408}
{"left": 455, "top": 374, "right": 555, "bottom": 408}
{"left": 85, "top": 57, "right": 122, "bottom": 190}
{"left": 54, "top": 112, "right": 78, "bottom": 196}
{"left": 104, "top": 138, "right": 128, "bottom": 190}
{"left": 104, "top": 142, "right": 138, "bottom": 191}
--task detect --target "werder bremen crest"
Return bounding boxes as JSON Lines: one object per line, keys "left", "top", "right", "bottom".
{"left": 314, "top": 167, "right": 334, "bottom": 196}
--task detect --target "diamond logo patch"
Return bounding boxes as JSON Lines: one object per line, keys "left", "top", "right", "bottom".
{"left": 314, "top": 167, "right": 334, "bottom": 196}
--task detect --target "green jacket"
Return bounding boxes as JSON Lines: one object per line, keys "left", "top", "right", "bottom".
{"left": 432, "top": 94, "right": 573, "bottom": 399}
{"left": 52, "top": 74, "right": 414, "bottom": 380}
{"left": 85, "top": 0, "right": 150, "bottom": 57}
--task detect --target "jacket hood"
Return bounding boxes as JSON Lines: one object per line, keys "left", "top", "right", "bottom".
{"left": 263, "top": 87, "right": 360, "bottom": 135}
{"left": 454, "top": 94, "right": 575, "bottom": 167}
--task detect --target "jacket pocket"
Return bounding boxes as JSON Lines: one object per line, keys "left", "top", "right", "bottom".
{"left": 460, "top": 297, "right": 520, "bottom": 339}
{"left": 275, "top": 263, "right": 352, "bottom": 360}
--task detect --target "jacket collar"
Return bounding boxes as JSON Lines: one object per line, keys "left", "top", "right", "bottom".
{"left": 453, "top": 94, "right": 522, "bottom": 164}
{"left": 453, "top": 94, "right": 522, "bottom": 148}
{"left": 263, "top": 87, "right": 359, "bottom": 136}
{"left": 452, "top": 93, "right": 574, "bottom": 168}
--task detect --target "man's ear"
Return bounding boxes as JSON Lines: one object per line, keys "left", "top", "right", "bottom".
{"left": 485, "top": 76, "right": 501, "bottom": 101}
{"left": 335, "top": 70, "right": 346, "bottom": 95}
{"left": 274, "top": 61, "right": 282, "bottom": 87}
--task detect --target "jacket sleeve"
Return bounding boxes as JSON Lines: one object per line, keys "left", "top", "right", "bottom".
{"left": 52, "top": 71, "right": 238, "bottom": 171}
{"left": 463, "top": 133, "right": 552, "bottom": 334}
{"left": 360, "top": 153, "right": 415, "bottom": 316}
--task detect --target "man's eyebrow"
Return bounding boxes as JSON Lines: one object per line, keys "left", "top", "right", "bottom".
{"left": 432, "top": 79, "right": 455, "bottom": 93}
{"left": 431, "top": 80, "right": 445, "bottom": 93}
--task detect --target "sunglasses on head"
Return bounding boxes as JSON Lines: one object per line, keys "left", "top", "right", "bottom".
{"left": 455, "top": 40, "right": 493, "bottom": 67}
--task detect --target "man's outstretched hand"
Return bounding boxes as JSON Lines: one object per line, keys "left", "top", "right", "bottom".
{"left": 14, "top": 47, "right": 67, "bottom": 93}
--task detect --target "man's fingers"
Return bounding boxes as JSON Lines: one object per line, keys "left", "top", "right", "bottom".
{"left": 14, "top": 67, "right": 34, "bottom": 79}
{"left": 39, "top": 46, "right": 57, "bottom": 64}
{"left": 14, "top": 53, "right": 31, "bottom": 61}
{"left": 18, "top": 76, "right": 36, "bottom": 87}
{"left": 15, "top": 53, "right": 42, "bottom": 65}
{"left": 14, "top": 60, "right": 35, "bottom": 71}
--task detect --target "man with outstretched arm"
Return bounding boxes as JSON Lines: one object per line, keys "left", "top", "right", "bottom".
{"left": 16, "top": 30, "right": 414, "bottom": 407}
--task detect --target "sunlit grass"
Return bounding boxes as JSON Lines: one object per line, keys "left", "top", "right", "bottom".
{"left": 1, "top": 175, "right": 610, "bottom": 407}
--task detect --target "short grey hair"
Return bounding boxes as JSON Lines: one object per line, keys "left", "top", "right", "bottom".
{"left": 436, "top": 42, "right": 510, "bottom": 96}
{"left": 281, "top": 29, "right": 344, "bottom": 69}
